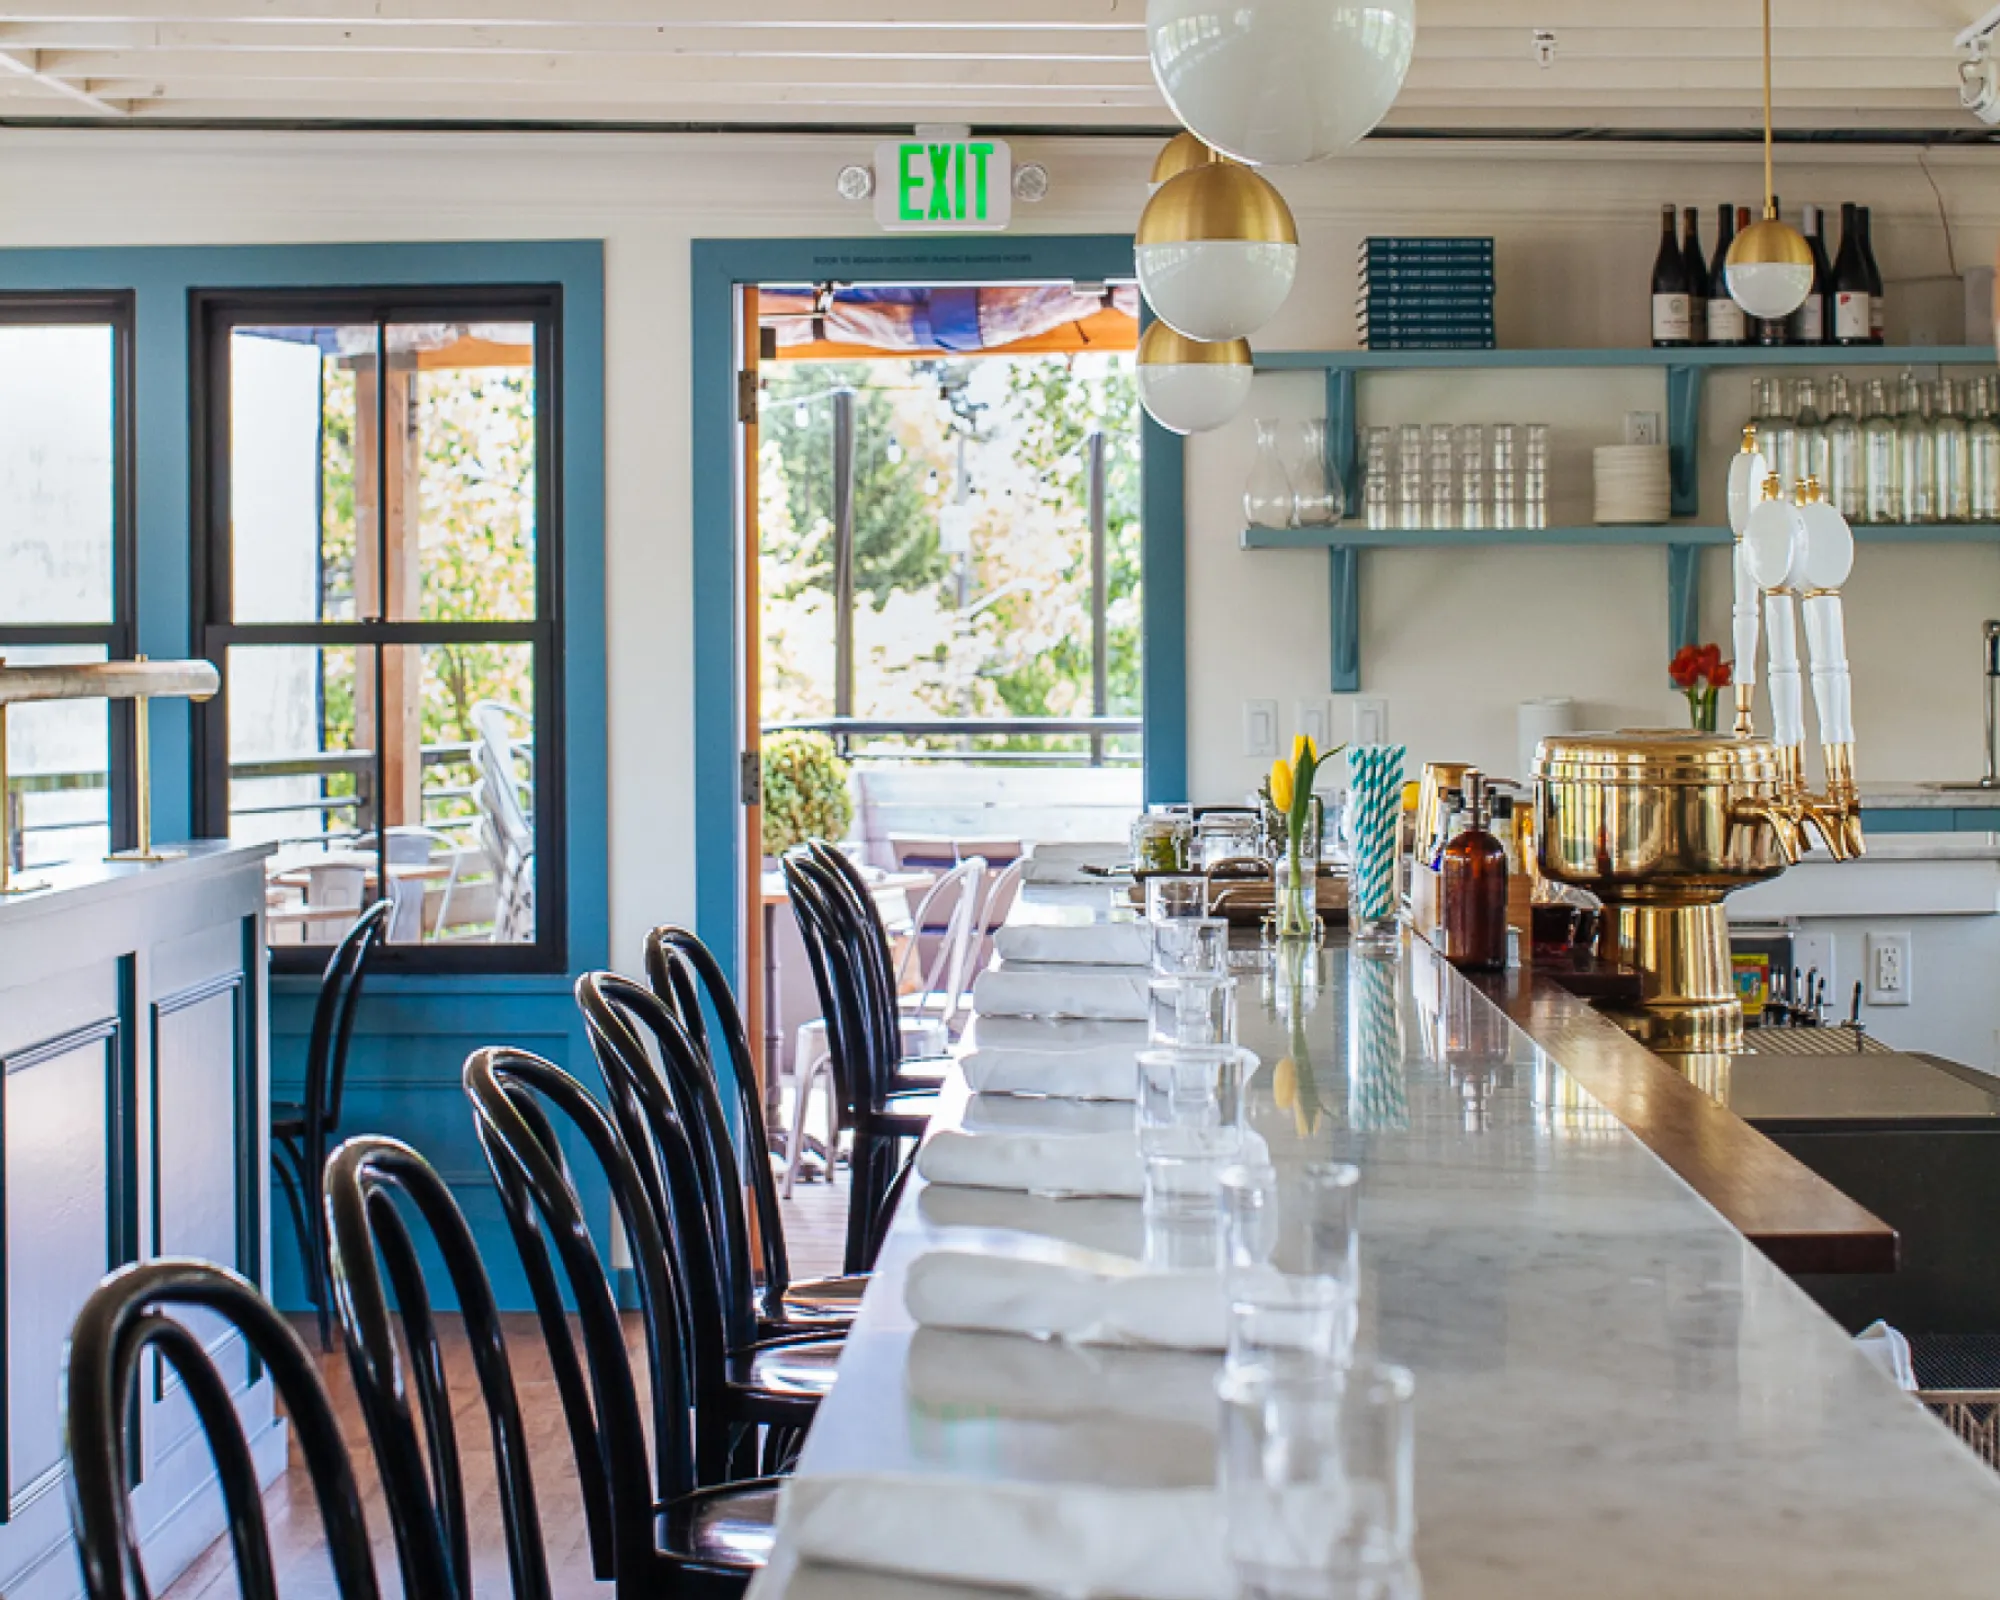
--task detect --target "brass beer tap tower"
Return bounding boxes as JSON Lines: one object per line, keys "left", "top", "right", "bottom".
{"left": 1533, "top": 429, "right": 1863, "bottom": 1054}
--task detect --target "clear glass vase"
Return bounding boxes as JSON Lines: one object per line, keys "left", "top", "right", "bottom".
{"left": 1291, "top": 418, "right": 1341, "bottom": 527}
{"left": 1274, "top": 844, "right": 1318, "bottom": 941}
{"left": 1245, "top": 418, "right": 1295, "bottom": 530}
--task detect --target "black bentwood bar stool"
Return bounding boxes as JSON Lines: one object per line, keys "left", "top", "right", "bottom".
{"left": 271, "top": 895, "right": 393, "bottom": 1350}
{"left": 643, "top": 925, "right": 868, "bottom": 1328}
{"left": 64, "top": 1260, "right": 381, "bottom": 1600}
{"left": 324, "top": 1136, "right": 552, "bottom": 1600}
{"left": 577, "top": 974, "right": 840, "bottom": 1474}
{"left": 464, "top": 1046, "right": 785, "bottom": 1597}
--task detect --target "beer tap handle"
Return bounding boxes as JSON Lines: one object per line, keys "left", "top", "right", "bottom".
{"left": 1765, "top": 590, "right": 1806, "bottom": 756}
{"left": 1733, "top": 542, "right": 1761, "bottom": 733}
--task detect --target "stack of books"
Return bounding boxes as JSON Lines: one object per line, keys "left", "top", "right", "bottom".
{"left": 1357, "top": 238, "right": 1495, "bottom": 350}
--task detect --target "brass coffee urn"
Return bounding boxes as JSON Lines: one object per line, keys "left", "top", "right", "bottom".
{"left": 1533, "top": 437, "right": 1863, "bottom": 1054}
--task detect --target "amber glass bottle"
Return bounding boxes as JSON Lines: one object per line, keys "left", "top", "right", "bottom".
{"left": 1441, "top": 771, "right": 1509, "bottom": 972}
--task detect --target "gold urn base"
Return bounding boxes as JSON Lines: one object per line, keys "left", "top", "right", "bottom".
{"left": 1593, "top": 901, "right": 1743, "bottom": 1055}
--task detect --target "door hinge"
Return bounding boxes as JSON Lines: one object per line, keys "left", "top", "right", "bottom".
{"left": 740, "top": 750, "right": 762, "bottom": 807}
{"left": 736, "top": 369, "right": 759, "bottom": 425}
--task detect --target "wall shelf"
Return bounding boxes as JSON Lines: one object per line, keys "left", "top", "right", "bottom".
{"left": 1243, "top": 344, "right": 2000, "bottom": 691}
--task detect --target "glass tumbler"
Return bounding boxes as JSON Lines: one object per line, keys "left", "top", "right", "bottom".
{"left": 1149, "top": 972, "right": 1237, "bottom": 1047}
{"left": 1134, "top": 1045, "right": 1253, "bottom": 1217}
{"left": 1146, "top": 872, "right": 1209, "bottom": 923}
{"left": 1153, "top": 914, "right": 1229, "bottom": 979}
{"left": 1218, "top": 1362, "right": 1419, "bottom": 1600}
{"left": 1220, "top": 1161, "right": 1362, "bottom": 1375}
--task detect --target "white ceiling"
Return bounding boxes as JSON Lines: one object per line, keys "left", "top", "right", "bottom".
{"left": 0, "top": 0, "right": 1985, "bottom": 133}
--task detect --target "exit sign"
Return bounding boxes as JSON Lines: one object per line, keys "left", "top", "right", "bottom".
{"left": 874, "top": 138, "right": 1012, "bottom": 232}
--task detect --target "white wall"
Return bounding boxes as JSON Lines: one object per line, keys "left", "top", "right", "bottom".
{"left": 0, "top": 129, "right": 1992, "bottom": 958}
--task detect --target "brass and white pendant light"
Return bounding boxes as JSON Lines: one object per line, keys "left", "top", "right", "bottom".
{"left": 1135, "top": 160, "right": 1299, "bottom": 342}
{"left": 1136, "top": 320, "right": 1254, "bottom": 435}
{"left": 1149, "top": 130, "right": 1231, "bottom": 191}
{"left": 1724, "top": 0, "right": 1814, "bottom": 321}
{"left": 1145, "top": 0, "right": 1417, "bottom": 167}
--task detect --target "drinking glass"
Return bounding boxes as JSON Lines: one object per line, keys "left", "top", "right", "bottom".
{"left": 1153, "top": 914, "right": 1229, "bottom": 979}
{"left": 1134, "top": 1045, "right": 1253, "bottom": 1217}
{"left": 1218, "top": 1362, "right": 1418, "bottom": 1600}
{"left": 1220, "top": 1161, "right": 1361, "bottom": 1375}
{"left": 1456, "top": 423, "right": 1485, "bottom": 528}
{"left": 1146, "top": 873, "right": 1209, "bottom": 923}
{"left": 1396, "top": 424, "right": 1424, "bottom": 531}
{"left": 1149, "top": 973, "right": 1237, "bottom": 1047}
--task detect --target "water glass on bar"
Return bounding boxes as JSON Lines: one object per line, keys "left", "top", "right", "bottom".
{"left": 1149, "top": 972, "right": 1237, "bottom": 1047}
{"left": 1217, "top": 1361, "right": 1419, "bottom": 1600}
{"left": 1153, "top": 914, "right": 1229, "bottom": 979}
{"left": 1146, "top": 873, "right": 1209, "bottom": 924}
{"left": 1134, "top": 1045, "right": 1253, "bottom": 1218}
{"left": 1220, "top": 1160, "right": 1361, "bottom": 1375}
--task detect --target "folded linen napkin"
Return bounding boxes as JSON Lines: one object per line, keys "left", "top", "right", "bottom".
{"left": 1023, "top": 840, "right": 1132, "bottom": 886}
{"left": 960, "top": 1040, "right": 1142, "bottom": 1101}
{"left": 907, "top": 1327, "right": 1222, "bottom": 1432}
{"left": 971, "top": 963, "right": 1152, "bottom": 1021}
{"left": 904, "top": 1248, "right": 1228, "bottom": 1350}
{"left": 993, "top": 920, "right": 1151, "bottom": 968}
{"left": 971, "top": 1014, "right": 1149, "bottom": 1052}
{"left": 916, "top": 1128, "right": 1141, "bottom": 1199}
{"left": 917, "top": 1182, "right": 1145, "bottom": 1259}
{"left": 774, "top": 1474, "right": 1227, "bottom": 1600}
{"left": 961, "top": 1093, "right": 1138, "bottom": 1136}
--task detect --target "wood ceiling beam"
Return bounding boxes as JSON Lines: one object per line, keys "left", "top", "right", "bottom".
{"left": 1, "top": 0, "right": 1146, "bottom": 27}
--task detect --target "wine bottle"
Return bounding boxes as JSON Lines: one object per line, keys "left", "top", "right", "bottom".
{"left": 1755, "top": 197, "right": 1790, "bottom": 346}
{"left": 1858, "top": 205, "right": 1885, "bottom": 343}
{"left": 1831, "top": 200, "right": 1870, "bottom": 346}
{"left": 1790, "top": 204, "right": 1833, "bottom": 345}
{"left": 1707, "top": 203, "right": 1747, "bottom": 345}
{"left": 1681, "top": 206, "right": 1708, "bottom": 345}
{"left": 1651, "top": 203, "right": 1691, "bottom": 347}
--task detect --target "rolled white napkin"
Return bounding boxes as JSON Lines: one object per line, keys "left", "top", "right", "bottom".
{"left": 904, "top": 1248, "right": 1228, "bottom": 1350}
{"left": 961, "top": 1041, "right": 1142, "bottom": 1100}
{"left": 993, "top": 920, "right": 1152, "bottom": 968}
{"left": 775, "top": 1474, "right": 1227, "bottom": 1600}
{"left": 972, "top": 963, "right": 1152, "bottom": 1021}
{"left": 916, "top": 1128, "right": 1141, "bottom": 1198}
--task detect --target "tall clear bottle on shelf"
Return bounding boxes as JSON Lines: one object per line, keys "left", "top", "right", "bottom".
{"left": 1970, "top": 378, "right": 2000, "bottom": 522}
{"left": 1706, "top": 204, "right": 1747, "bottom": 346}
{"left": 1245, "top": 418, "right": 1296, "bottom": 530}
{"left": 1754, "top": 377, "right": 1798, "bottom": 498}
{"left": 1794, "top": 377, "right": 1829, "bottom": 493}
{"left": 1824, "top": 373, "right": 1862, "bottom": 520}
{"left": 1860, "top": 377, "right": 1899, "bottom": 525}
{"left": 1934, "top": 379, "right": 1972, "bottom": 524}
{"left": 1897, "top": 374, "right": 1937, "bottom": 524}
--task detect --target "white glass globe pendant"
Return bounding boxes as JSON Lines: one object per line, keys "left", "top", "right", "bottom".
{"left": 1135, "top": 161, "right": 1299, "bottom": 342}
{"left": 1724, "top": 0, "right": 1813, "bottom": 321}
{"left": 1146, "top": 0, "right": 1416, "bottom": 166}
{"left": 1135, "top": 320, "right": 1254, "bottom": 435}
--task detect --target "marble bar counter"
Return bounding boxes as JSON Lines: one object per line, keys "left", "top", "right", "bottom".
{"left": 0, "top": 842, "right": 276, "bottom": 1600}
{"left": 752, "top": 884, "right": 2000, "bottom": 1600}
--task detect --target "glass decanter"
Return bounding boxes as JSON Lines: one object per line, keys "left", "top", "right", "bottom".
{"left": 1290, "top": 418, "right": 1341, "bottom": 527}
{"left": 1970, "top": 377, "right": 2000, "bottom": 522}
{"left": 1934, "top": 378, "right": 1972, "bottom": 523}
{"left": 1896, "top": 373, "right": 1937, "bottom": 524}
{"left": 1861, "top": 377, "right": 1898, "bottom": 525}
{"left": 1244, "top": 418, "right": 1296, "bottom": 530}
{"left": 1824, "top": 373, "right": 1862, "bottom": 520}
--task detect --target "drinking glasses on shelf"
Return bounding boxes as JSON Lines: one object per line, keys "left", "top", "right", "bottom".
{"left": 1396, "top": 425, "right": 1424, "bottom": 531}
{"left": 1134, "top": 1045, "right": 1252, "bottom": 1218}
{"left": 1490, "top": 423, "right": 1518, "bottom": 530}
{"left": 1217, "top": 1362, "right": 1419, "bottom": 1600}
{"left": 1246, "top": 418, "right": 1297, "bottom": 530}
{"left": 1523, "top": 422, "right": 1550, "bottom": 528}
{"left": 1425, "top": 423, "right": 1455, "bottom": 531}
{"left": 1220, "top": 1160, "right": 1361, "bottom": 1376}
{"left": 1153, "top": 915, "right": 1230, "bottom": 980}
{"left": 1293, "top": 419, "right": 1341, "bottom": 527}
{"left": 1149, "top": 973, "right": 1237, "bottom": 1048}
{"left": 1363, "top": 427, "right": 1393, "bottom": 530}
{"left": 1455, "top": 423, "right": 1485, "bottom": 528}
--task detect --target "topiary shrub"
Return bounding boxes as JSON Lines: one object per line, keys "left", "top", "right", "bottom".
{"left": 761, "top": 730, "right": 855, "bottom": 858}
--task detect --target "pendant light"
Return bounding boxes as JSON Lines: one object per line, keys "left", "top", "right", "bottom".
{"left": 1146, "top": 0, "right": 1416, "bottom": 167}
{"left": 1136, "top": 320, "right": 1253, "bottom": 435}
{"left": 1724, "top": 0, "right": 1813, "bottom": 321}
{"left": 1136, "top": 161, "right": 1299, "bottom": 342}
{"left": 1149, "top": 130, "right": 1230, "bottom": 191}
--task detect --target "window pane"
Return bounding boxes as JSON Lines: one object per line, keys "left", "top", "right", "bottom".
{"left": 0, "top": 325, "right": 115, "bottom": 625}
{"left": 3, "top": 643, "right": 110, "bottom": 869}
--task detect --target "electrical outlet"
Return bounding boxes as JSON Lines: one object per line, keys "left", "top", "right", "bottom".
{"left": 1866, "top": 931, "right": 1912, "bottom": 1006}
{"left": 1352, "top": 696, "right": 1389, "bottom": 745}
{"left": 1624, "top": 411, "right": 1661, "bottom": 447}
{"left": 1295, "top": 698, "right": 1332, "bottom": 753}
{"left": 1243, "top": 699, "right": 1278, "bottom": 759}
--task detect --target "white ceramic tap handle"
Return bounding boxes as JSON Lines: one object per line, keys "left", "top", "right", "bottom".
{"left": 1733, "top": 540, "right": 1761, "bottom": 690}
{"left": 1765, "top": 591, "right": 1805, "bottom": 749}
{"left": 1801, "top": 593, "right": 1847, "bottom": 746}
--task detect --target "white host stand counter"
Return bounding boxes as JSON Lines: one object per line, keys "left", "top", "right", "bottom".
{"left": 1729, "top": 833, "right": 2000, "bottom": 1072}
{"left": 0, "top": 842, "right": 278, "bottom": 1599}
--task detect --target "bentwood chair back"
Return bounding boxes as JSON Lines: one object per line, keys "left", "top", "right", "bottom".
{"left": 63, "top": 1260, "right": 381, "bottom": 1600}
{"left": 464, "top": 1046, "right": 786, "bottom": 1596}
{"left": 323, "top": 1136, "right": 551, "bottom": 1600}
{"left": 271, "top": 895, "right": 394, "bottom": 1350}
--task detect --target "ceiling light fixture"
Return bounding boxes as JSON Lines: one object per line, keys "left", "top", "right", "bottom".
{"left": 1149, "top": 130, "right": 1230, "bottom": 191}
{"left": 1135, "top": 320, "right": 1253, "bottom": 435}
{"left": 1724, "top": 0, "right": 1814, "bottom": 321}
{"left": 1135, "top": 161, "right": 1299, "bottom": 342}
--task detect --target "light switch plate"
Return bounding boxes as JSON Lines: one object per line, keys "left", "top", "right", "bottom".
{"left": 1352, "top": 696, "right": 1388, "bottom": 746}
{"left": 1243, "top": 699, "right": 1279, "bottom": 759}
{"left": 1295, "top": 698, "right": 1332, "bottom": 753}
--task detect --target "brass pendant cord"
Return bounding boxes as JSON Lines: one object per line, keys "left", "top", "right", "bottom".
{"left": 1761, "top": 0, "right": 1775, "bottom": 220}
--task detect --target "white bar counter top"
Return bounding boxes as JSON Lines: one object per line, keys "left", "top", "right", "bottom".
{"left": 752, "top": 886, "right": 2000, "bottom": 1600}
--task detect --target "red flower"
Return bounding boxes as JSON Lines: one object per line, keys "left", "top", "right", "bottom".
{"left": 1711, "top": 659, "right": 1733, "bottom": 688}
{"left": 1670, "top": 642, "right": 1731, "bottom": 691}
{"left": 1669, "top": 644, "right": 1702, "bottom": 689}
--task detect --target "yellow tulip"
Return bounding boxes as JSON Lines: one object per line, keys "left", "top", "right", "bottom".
{"left": 1273, "top": 1056, "right": 1297, "bottom": 1110}
{"left": 1270, "top": 758, "right": 1294, "bottom": 815}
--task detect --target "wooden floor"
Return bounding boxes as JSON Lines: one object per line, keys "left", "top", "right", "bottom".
{"left": 159, "top": 1172, "right": 851, "bottom": 1598}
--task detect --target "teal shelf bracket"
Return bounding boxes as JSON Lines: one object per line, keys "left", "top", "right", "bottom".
{"left": 1666, "top": 364, "right": 1702, "bottom": 518}
{"left": 1327, "top": 366, "right": 1361, "bottom": 518}
{"left": 1330, "top": 546, "right": 1360, "bottom": 692}
{"left": 1667, "top": 543, "right": 1701, "bottom": 660}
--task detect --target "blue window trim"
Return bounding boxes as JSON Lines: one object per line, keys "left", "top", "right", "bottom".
{"left": 690, "top": 234, "right": 1187, "bottom": 987}
{"left": 0, "top": 241, "right": 609, "bottom": 986}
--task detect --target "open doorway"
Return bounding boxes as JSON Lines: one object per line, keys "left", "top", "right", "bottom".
{"left": 741, "top": 275, "right": 1145, "bottom": 1140}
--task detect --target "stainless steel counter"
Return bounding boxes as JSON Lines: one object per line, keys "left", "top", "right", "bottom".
{"left": 752, "top": 885, "right": 2000, "bottom": 1599}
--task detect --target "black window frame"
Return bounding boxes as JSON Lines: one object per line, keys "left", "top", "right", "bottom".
{"left": 189, "top": 284, "right": 566, "bottom": 976}
{"left": 0, "top": 291, "right": 139, "bottom": 857}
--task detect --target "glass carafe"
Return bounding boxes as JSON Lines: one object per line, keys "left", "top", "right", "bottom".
{"left": 1970, "top": 377, "right": 2000, "bottom": 522}
{"left": 1897, "top": 373, "right": 1937, "bottom": 524}
{"left": 1861, "top": 378, "right": 1898, "bottom": 524}
{"left": 1754, "top": 378, "right": 1798, "bottom": 499}
{"left": 1793, "top": 377, "right": 1829, "bottom": 497}
{"left": 1291, "top": 418, "right": 1341, "bottom": 527}
{"left": 1935, "top": 379, "right": 1972, "bottom": 523}
{"left": 1245, "top": 418, "right": 1296, "bottom": 529}
{"left": 1824, "top": 373, "right": 1862, "bottom": 520}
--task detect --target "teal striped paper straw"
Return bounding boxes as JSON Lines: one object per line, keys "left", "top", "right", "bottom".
{"left": 1347, "top": 948, "right": 1409, "bottom": 1131}
{"left": 1346, "top": 743, "right": 1406, "bottom": 922}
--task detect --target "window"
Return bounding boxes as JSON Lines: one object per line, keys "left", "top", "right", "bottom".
{"left": 192, "top": 288, "right": 563, "bottom": 972}
{"left": 0, "top": 295, "right": 135, "bottom": 870}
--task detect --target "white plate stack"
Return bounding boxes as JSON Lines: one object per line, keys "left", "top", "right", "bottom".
{"left": 1592, "top": 445, "right": 1671, "bottom": 524}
